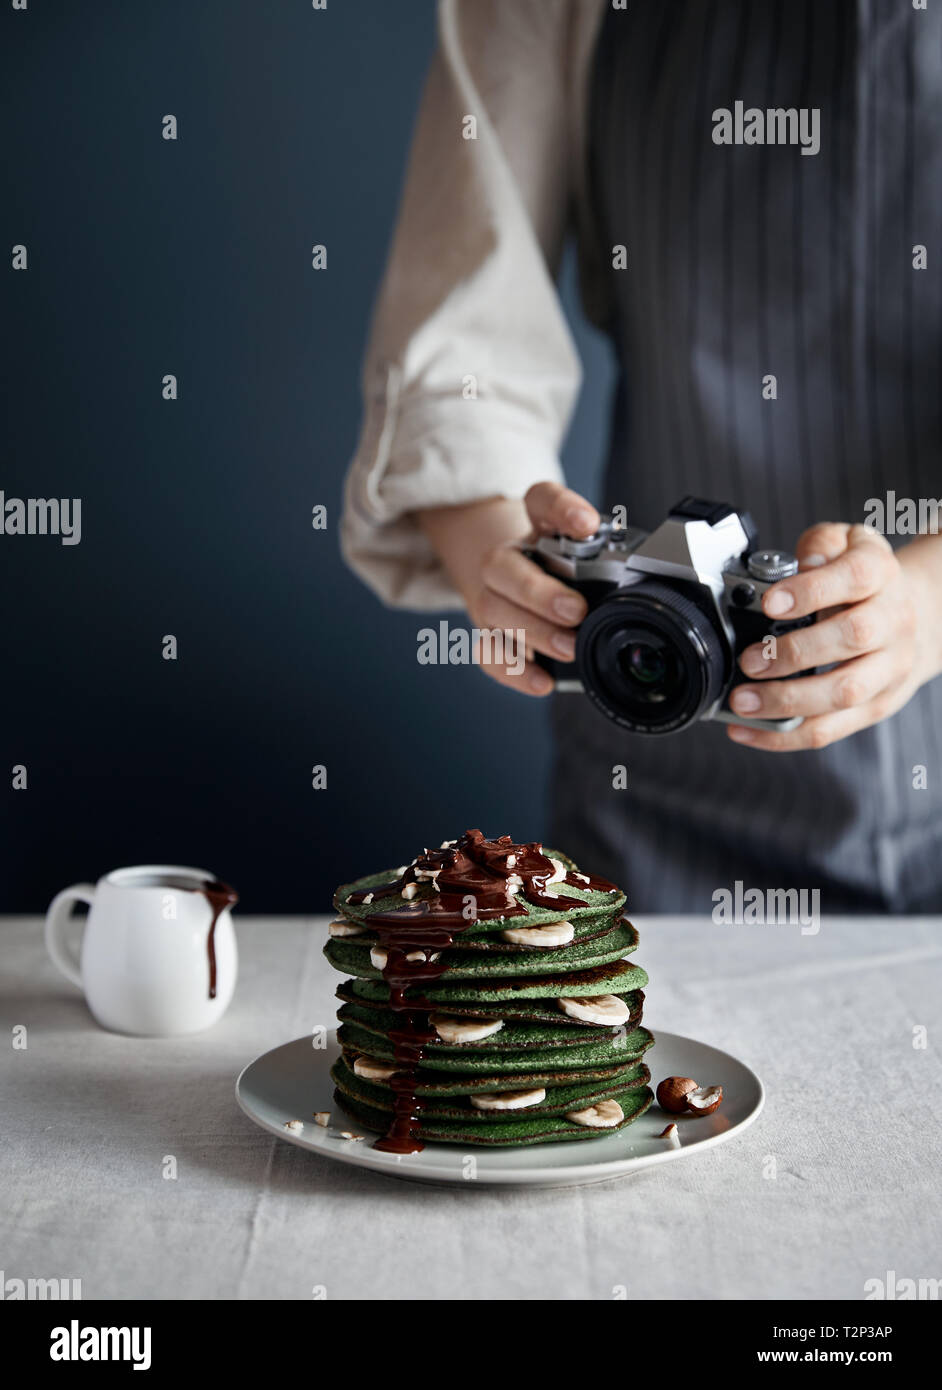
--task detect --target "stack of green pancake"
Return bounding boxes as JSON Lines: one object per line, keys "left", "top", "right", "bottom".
{"left": 324, "top": 845, "right": 654, "bottom": 1147}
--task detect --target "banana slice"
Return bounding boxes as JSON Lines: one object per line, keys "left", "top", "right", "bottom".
{"left": 352, "top": 1057, "right": 398, "bottom": 1082}
{"left": 428, "top": 1014, "right": 504, "bottom": 1044}
{"left": 469, "top": 1088, "right": 547, "bottom": 1111}
{"left": 328, "top": 919, "right": 364, "bottom": 938}
{"left": 565, "top": 1100, "right": 624, "bottom": 1128}
{"left": 370, "top": 947, "right": 440, "bottom": 970}
{"left": 501, "top": 921, "right": 574, "bottom": 947}
{"left": 558, "top": 994, "right": 630, "bottom": 1026}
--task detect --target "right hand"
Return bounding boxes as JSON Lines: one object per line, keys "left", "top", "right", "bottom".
{"left": 417, "top": 483, "right": 601, "bottom": 696}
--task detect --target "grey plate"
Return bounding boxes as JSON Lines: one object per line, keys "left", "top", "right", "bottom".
{"left": 235, "top": 1029, "right": 764, "bottom": 1188}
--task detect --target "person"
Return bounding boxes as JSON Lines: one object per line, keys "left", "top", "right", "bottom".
{"left": 342, "top": 0, "right": 942, "bottom": 912}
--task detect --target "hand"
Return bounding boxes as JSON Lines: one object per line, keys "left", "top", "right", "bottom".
{"left": 415, "top": 483, "right": 600, "bottom": 695}
{"left": 726, "top": 522, "right": 942, "bottom": 751}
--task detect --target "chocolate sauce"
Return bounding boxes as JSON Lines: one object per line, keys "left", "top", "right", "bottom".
{"left": 345, "top": 831, "right": 617, "bottom": 1153}
{"left": 564, "top": 870, "right": 620, "bottom": 894}
{"left": 202, "top": 879, "right": 238, "bottom": 1000}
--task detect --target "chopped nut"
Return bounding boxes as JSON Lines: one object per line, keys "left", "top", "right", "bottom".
{"left": 328, "top": 918, "right": 364, "bottom": 938}
{"left": 686, "top": 1085, "right": 723, "bottom": 1116}
{"left": 656, "top": 1076, "right": 699, "bottom": 1114}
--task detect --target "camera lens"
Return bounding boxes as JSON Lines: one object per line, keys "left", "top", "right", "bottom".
{"left": 619, "top": 639, "right": 676, "bottom": 692}
{"left": 575, "top": 581, "right": 728, "bottom": 734}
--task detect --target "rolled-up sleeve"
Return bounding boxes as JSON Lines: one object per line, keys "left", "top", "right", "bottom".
{"left": 341, "top": 0, "right": 591, "bottom": 610}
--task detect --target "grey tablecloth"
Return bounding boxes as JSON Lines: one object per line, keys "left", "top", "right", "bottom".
{"left": 1, "top": 914, "right": 940, "bottom": 1301}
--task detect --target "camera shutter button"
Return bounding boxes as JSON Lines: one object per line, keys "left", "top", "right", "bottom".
{"left": 746, "top": 549, "right": 799, "bottom": 582}
{"left": 558, "top": 533, "right": 605, "bottom": 558}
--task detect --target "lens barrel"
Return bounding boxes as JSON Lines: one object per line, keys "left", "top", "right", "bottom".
{"left": 575, "top": 581, "right": 729, "bottom": 734}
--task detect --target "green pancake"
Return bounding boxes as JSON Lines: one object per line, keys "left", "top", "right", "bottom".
{"left": 333, "top": 1084, "right": 654, "bottom": 1146}
{"left": 336, "top": 998, "right": 644, "bottom": 1050}
{"left": 336, "top": 978, "right": 645, "bottom": 1029}
{"left": 334, "top": 956, "right": 648, "bottom": 1005}
{"left": 457, "top": 910, "right": 620, "bottom": 946}
{"left": 339, "top": 1050, "right": 646, "bottom": 1096}
{"left": 331, "top": 1055, "right": 651, "bottom": 1121}
{"left": 324, "top": 920, "right": 638, "bottom": 982}
{"left": 334, "top": 846, "right": 626, "bottom": 932}
{"left": 329, "top": 909, "right": 623, "bottom": 953}
{"left": 339, "top": 1021, "right": 654, "bottom": 1079}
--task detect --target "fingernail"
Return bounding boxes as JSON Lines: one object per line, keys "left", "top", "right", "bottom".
{"left": 740, "top": 646, "right": 771, "bottom": 677}
{"left": 529, "top": 670, "right": 553, "bottom": 695}
{"left": 801, "top": 553, "right": 826, "bottom": 569}
{"left": 564, "top": 507, "right": 596, "bottom": 535}
{"left": 730, "top": 688, "right": 761, "bottom": 714}
{"left": 765, "top": 589, "right": 794, "bottom": 617}
{"left": 728, "top": 725, "right": 756, "bottom": 744}
{"left": 551, "top": 631, "right": 577, "bottom": 661}
{"left": 553, "top": 595, "right": 585, "bottom": 623}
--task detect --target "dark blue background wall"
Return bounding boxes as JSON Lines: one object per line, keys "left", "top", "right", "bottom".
{"left": 2, "top": 0, "right": 614, "bottom": 911}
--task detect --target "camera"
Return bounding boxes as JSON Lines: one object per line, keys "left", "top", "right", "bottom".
{"left": 528, "top": 496, "right": 816, "bottom": 735}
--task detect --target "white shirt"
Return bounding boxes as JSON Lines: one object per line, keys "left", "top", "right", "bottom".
{"left": 341, "top": 0, "right": 608, "bottom": 610}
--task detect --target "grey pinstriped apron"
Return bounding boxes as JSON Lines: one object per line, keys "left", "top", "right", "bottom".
{"left": 550, "top": 0, "right": 942, "bottom": 912}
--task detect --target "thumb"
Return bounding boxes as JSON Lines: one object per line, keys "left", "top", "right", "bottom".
{"left": 524, "top": 482, "right": 600, "bottom": 539}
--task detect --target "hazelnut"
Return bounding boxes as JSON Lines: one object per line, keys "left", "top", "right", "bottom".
{"left": 656, "top": 1076, "right": 699, "bottom": 1114}
{"left": 686, "top": 1085, "right": 723, "bottom": 1116}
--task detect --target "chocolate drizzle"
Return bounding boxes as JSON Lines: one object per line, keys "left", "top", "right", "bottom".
{"left": 202, "top": 879, "right": 238, "bottom": 999}
{"left": 343, "top": 830, "right": 617, "bottom": 1154}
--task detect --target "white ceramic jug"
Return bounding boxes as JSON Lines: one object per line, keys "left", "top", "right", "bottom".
{"left": 44, "top": 864, "right": 238, "bottom": 1036}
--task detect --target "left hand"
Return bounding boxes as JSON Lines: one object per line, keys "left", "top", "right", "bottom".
{"left": 726, "top": 522, "right": 942, "bottom": 752}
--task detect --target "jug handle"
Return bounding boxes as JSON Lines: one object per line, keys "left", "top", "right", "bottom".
{"left": 45, "top": 884, "right": 96, "bottom": 987}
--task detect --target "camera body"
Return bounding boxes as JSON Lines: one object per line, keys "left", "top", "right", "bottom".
{"left": 529, "top": 496, "right": 815, "bottom": 735}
